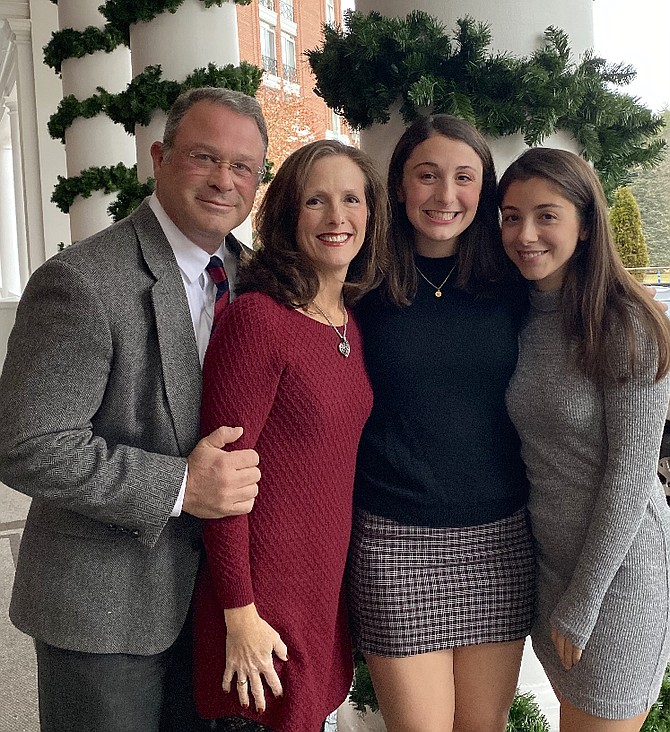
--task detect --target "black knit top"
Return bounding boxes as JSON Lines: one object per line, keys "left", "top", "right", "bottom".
{"left": 354, "top": 254, "right": 528, "bottom": 527}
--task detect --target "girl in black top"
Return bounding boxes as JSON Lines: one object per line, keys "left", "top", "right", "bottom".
{"left": 348, "top": 115, "right": 533, "bottom": 732}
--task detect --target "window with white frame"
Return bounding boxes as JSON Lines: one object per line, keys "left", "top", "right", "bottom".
{"left": 260, "top": 22, "right": 277, "bottom": 76}
{"left": 330, "top": 109, "right": 342, "bottom": 135}
{"left": 281, "top": 33, "right": 297, "bottom": 84}
{"left": 325, "top": 0, "right": 336, "bottom": 26}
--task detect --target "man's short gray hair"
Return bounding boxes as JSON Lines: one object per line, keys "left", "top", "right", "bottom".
{"left": 162, "top": 87, "right": 268, "bottom": 157}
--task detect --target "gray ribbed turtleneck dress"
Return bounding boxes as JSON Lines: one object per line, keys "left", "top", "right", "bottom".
{"left": 506, "top": 288, "right": 670, "bottom": 719}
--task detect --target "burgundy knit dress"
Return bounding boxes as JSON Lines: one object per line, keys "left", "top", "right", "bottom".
{"left": 193, "top": 291, "right": 372, "bottom": 732}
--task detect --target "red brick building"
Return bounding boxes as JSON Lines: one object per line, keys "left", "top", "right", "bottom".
{"left": 236, "top": 0, "right": 352, "bottom": 166}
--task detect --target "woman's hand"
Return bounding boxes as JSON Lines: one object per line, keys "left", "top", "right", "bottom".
{"left": 551, "top": 626, "right": 583, "bottom": 670}
{"left": 223, "top": 604, "right": 289, "bottom": 713}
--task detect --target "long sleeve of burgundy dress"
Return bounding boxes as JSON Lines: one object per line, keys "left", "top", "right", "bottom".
{"left": 193, "top": 291, "right": 372, "bottom": 732}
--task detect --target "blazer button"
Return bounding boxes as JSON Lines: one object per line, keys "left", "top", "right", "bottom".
{"left": 107, "top": 523, "right": 118, "bottom": 532}
{"left": 129, "top": 529, "right": 141, "bottom": 538}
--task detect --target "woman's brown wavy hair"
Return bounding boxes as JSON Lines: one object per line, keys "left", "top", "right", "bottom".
{"left": 236, "top": 139, "right": 390, "bottom": 308}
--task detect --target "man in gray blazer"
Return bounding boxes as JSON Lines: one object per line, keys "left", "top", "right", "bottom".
{"left": 0, "top": 87, "right": 268, "bottom": 731}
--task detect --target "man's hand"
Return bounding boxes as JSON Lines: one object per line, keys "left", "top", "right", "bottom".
{"left": 183, "top": 426, "right": 260, "bottom": 518}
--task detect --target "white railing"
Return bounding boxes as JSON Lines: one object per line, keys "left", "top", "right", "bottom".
{"left": 626, "top": 266, "right": 670, "bottom": 284}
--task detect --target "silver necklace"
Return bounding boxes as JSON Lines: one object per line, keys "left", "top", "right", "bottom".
{"left": 310, "top": 299, "right": 350, "bottom": 358}
{"left": 415, "top": 262, "right": 457, "bottom": 298}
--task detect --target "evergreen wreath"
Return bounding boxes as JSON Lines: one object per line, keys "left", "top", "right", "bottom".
{"left": 101, "top": 0, "right": 252, "bottom": 44}
{"left": 43, "top": 26, "right": 125, "bottom": 74}
{"left": 307, "top": 10, "right": 666, "bottom": 198}
{"left": 51, "top": 163, "right": 143, "bottom": 214}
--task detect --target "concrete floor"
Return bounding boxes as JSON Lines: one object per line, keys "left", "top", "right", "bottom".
{"left": 0, "top": 481, "right": 559, "bottom": 732}
{"left": 1, "top": 483, "right": 38, "bottom": 732}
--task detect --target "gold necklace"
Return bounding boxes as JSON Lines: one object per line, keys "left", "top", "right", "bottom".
{"left": 310, "top": 299, "right": 350, "bottom": 358}
{"left": 415, "top": 262, "right": 457, "bottom": 298}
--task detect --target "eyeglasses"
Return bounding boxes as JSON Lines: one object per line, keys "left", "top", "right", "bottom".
{"left": 185, "top": 151, "right": 265, "bottom": 183}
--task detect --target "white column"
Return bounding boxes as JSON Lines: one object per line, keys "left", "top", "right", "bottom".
{"left": 130, "top": 0, "right": 241, "bottom": 181}
{"left": 9, "top": 19, "right": 46, "bottom": 271}
{"left": 6, "top": 99, "right": 29, "bottom": 290}
{"left": 354, "top": 0, "right": 593, "bottom": 174}
{"left": 0, "top": 143, "right": 21, "bottom": 298}
{"left": 354, "top": 0, "right": 593, "bottom": 57}
{"left": 129, "top": 0, "right": 252, "bottom": 245}
{"left": 57, "top": 0, "right": 136, "bottom": 242}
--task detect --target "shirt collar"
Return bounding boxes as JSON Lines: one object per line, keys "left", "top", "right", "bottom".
{"left": 149, "top": 193, "right": 226, "bottom": 284}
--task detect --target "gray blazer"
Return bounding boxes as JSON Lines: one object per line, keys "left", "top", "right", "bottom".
{"left": 0, "top": 200, "right": 242, "bottom": 654}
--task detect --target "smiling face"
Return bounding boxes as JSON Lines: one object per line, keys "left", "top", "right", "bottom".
{"left": 295, "top": 155, "right": 368, "bottom": 284}
{"left": 501, "top": 177, "right": 587, "bottom": 291}
{"left": 150, "top": 101, "right": 265, "bottom": 253}
{"left": 398, "top": 134, "right": 483, "bottom": 257}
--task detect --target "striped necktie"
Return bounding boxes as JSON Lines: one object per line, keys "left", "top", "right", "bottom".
{"left": 206, "top": 255, "right": 229, "bottom": 330}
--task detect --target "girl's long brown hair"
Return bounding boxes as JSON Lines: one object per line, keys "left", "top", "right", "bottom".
{"left": 383, "top": 114, "right": 519, "bottom": 306}
{"left": 498, "top": 147, "right": 670, "bottom": 383}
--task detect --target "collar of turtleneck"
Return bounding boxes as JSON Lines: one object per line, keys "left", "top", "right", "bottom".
{"left": 529, "top": 287, "right": 561, "bottom": 313}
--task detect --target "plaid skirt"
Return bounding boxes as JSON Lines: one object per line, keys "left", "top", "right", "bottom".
{"left": 347, "top": 508, "right": 535, "bottom": 657}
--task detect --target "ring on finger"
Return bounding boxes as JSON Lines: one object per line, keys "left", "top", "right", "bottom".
{"left": 237, "top": 679, "right": 249, "bottom": 686}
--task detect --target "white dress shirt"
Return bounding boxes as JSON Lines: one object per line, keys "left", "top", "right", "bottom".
{"left": 148, "top": 194, "right": 236, "bottom": 516}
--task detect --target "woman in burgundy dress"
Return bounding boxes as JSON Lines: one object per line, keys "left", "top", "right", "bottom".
{"left": 193, "top": 139, "right": 390, "bottom": 731}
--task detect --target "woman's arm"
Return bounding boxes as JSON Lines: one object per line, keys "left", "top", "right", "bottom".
{"left": 200, "top": 293, "right": 287, "bottom": 710}
{"left": 550, "top": 324, "right": 670, "bottom": 653}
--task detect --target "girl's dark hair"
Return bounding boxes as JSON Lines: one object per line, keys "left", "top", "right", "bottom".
{"left": 236, "top": 139, "right": 389, "bottom": 308}
{"left": 498, "top": 147, "right": 670, "bottom": 382}
{"left": 383, "top": 114, "right": 518, "bottom": 306}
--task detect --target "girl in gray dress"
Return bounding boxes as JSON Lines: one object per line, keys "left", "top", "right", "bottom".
{"left": 498, "top": 147, "right": 670, "bottom": 731}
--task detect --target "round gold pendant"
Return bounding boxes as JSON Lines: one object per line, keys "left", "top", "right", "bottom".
{"left": 435, "top": 290, "right": 442, "bottom": 298}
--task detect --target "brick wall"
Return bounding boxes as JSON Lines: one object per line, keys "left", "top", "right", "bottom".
{"left": 236, "top": 0, "right": 345, "bottom": 143}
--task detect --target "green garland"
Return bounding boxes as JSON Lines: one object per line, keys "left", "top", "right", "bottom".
{"left": 106, "top": 62, "right": 263, "bottom": 134}
{"left": 43, "top": 26, "right": 125, "bottom": 74}
{"left": 108, "top": 178, "right": 156, "bottom": 222}
{"left": 307, "top": 10, "right": 666, "bottom": 198}
{"left": 47, "top": 62, "right": 262, "bottom": 141}
{"left": 47, "top": 92, "right": 111, "bottom": 144}
{"left": 101, "top": 0, "right": 252, "bottom": 44}
{"left": 51, "top": 163, "right": 143, "bottom": 214}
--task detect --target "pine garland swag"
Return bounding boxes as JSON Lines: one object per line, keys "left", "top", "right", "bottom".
{"left": 43, "top": 26, "right": 125, "bottom": 74}
{"left": 106, "top": 62, "right": 263, "bottom": 134}
{"left": 48, "top": 93, "right": 111, "bottom": 144}
{"left": 307, "top": 10, "right": 667, "bottom": 198}
{"left": 47, "top": 62, "right": 262, "bottom": 141}
{"left": 108, "top": 179, "right": 156, "bottom": 222}
{"left": 51, "top": 163, "right": 143, "bottom": 214}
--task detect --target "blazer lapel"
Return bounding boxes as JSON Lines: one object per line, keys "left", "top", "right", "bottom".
{"left": 132, "top": 201, "right": 202, "bottom": 456}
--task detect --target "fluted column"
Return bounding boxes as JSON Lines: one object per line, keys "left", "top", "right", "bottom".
{"left": 6, "top": 99, "right": 29, "bottom": 290}
{"left": 57, "top": 0, "right": 136, "bottom": 242}
{"left": 355, "top": 0, "right": 593, "bottom": 173}
{"left": 8, "top": 19, "right": 46, "bottom": 271}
